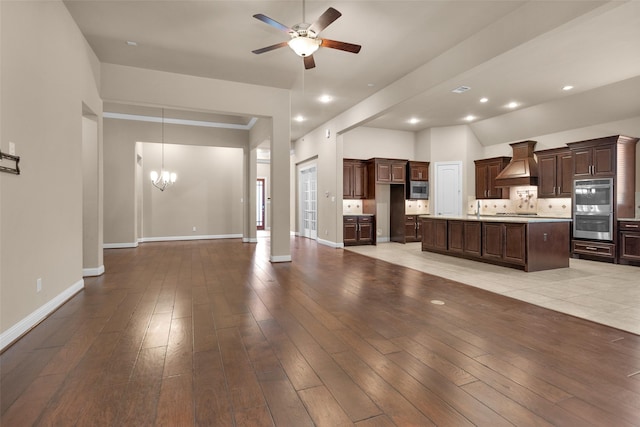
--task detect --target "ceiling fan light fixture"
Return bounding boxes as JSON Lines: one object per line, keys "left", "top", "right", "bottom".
{"left": 288, "top": 36, "right": 320, "bottom": 57}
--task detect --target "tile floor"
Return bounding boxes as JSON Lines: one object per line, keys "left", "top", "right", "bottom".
{"left": 344, "top": 242, "right": 640, "bottom": 335}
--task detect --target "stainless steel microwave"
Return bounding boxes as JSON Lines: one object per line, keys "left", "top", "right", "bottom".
{"left": 409, "top": 180, "right": 429, "bottom": 199}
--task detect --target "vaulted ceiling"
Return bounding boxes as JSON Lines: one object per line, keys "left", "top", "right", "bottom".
{"left": 64, "top": 1, "right": 640, "bottom": 144}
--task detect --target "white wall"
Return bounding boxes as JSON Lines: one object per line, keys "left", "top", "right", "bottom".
{"left": 1, "top": 1, "right": 102, "bottom": 348}
{"left": 343, "top": 127, "right": 415, "bottom": 160}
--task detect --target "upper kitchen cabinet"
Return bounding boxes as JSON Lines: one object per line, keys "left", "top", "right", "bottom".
{"left": 408, "top": 161, "right": 429, "bottom": 181}
{"left": 535, "top": 147, "right": 573, "bottom": 198}
{"left": 568, "top": 137, "right": 617, "bottom": 178}
{"left": 474, "top": 157, "right": 511, "bottom": 199}
{"left": 343, "top": 159, "right": 368, "bottom": 199}
{"left": 368, "top": 158, "right": 406, "bottom": 184}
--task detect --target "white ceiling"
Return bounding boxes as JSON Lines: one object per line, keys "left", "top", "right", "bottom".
{"left": 64, "top": 0, "right": 640, "bottom": 144}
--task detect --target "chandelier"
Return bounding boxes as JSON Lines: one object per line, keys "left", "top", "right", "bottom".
{"left": 150, "top": 108, "right": 177, "bottom": 191}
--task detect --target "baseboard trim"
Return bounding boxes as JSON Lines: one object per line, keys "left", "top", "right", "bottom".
{"left": 83, "top": 265, "right": 105, "bottom": 277}
{"left": 270, "top": 255, "right": 292, "bottom": 263}
{"left": 104, "top": 242, "right": 138, "bottom": 249}
{"left": 0, "top": 279, "right": 85, "bottom": 352}
{"left": 317, "top": 238, "right": 342, "bottom": 249}
{"left": 138, "top": 234, "right": 242, "bottom": 243}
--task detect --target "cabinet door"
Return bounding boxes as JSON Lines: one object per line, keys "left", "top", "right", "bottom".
{"left": 504, "top": 223, "right": 526, "bottom": 265}
{"left": 475, "top": 165, "right": 489, "bottom": 199}
{"left": 593, "top": 145, "right": 615, "bottom": 177}
{"left": 415, "top": 218, "right": 422, "bottom": 241}
{"left": 391, "top": 162, "right": 406, "bottom": 183}
{"left": 410, "top": 164, "right": 428, "bottom": 181}
{"left": 405, "top": 216, "right": 417, "bottom": 241}
{"left": 376, "top": 161, "right": 392, "bottom": 182}
{"left": 483, "top": 223, "right": 504, "bottom": 260}
{"left": 620, "top": 232, "right": 640, "bottom": 261}
{"left": 487, "top": 162, "right": 506, "bottom": 199}
{"left": 557, "top": 152, "right": 574, "bottom": 197}
{"left": 343, "top": 217, "right": 358, "bottom": 245}
{"left": 572, "top": 148, "right": 593, "bottom": 177}
{"left": 422, "top": 219, "right": 435, "bottom": 249}
{"left": 448, "top": 221, "right": 464, "bottom": 253}
{"left": 537, "top": 154, "right": 557, "bottom": 198}
{"left": 358, "top": 220, "right": 373, "bottom": 244}
{"left": 353, "top": 162, "right": 367, "bottom": 199}
{"left": 343, "top": 163, "right": 354, "bottom": 198}
{"left": 463, "top": 221, "right": 482, "bottom": 256}
{"left": 434, "top": 220, "right": 448, "bottom": 250}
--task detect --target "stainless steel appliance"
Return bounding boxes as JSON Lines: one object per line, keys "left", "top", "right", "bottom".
{"left": 409, "top": 180, "right": 429, "bottom": 199}
{"left": 573, "top": 178, "right": 613, "bottom": 240}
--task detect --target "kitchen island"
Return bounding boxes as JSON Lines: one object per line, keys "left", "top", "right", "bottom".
{"left": 420, "top": 215, "right": 571, "bottom": 272}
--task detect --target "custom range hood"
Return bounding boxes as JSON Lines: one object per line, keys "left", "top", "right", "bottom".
{"left": 494, "top": 140, "right": 539, "bottom": 187}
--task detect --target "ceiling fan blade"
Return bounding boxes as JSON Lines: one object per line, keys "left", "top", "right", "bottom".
{"left": 308, "top": 7, "right": 342, "bottom": 35}
{"left": 252, "top": 41, "right": 289, "bottom": 54}
{"left": 253, "top": 14, "right": 292, "bottom": 33}
{"left": 303, "top": 55, "right": 316, "bottom": 69}
{"left": 320, "top": 39, "right": 361, "bottom": 54}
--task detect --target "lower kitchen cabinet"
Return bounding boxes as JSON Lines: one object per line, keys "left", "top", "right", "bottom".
{"left": 421, "top": 218, "right": 447, "bottom": 251}
{"left": 422, "top": 217, "right": 569, "bottom": 272}
{"left": 344, "top": 215, "right": 375, "bottom": 246}
{"left": 619, "top": 220, "right": 640, "bottom": 264}
{"left": 405, "top": 215, "right": 422, "bottom": 242}
{"left": 572, "top": 240, "right": 616, "bottom": 261}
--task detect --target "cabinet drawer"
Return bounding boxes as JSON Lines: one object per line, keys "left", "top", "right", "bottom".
{"left": 343, "top": 216, "right": 358, "bottom": 224}
{"left": 572, "top": 240, "right": 615, "bottom": 258}
{"left": 358, "top": 216, "right": 373, "bottom": 223}
{"left": 619, "top": 221, "right": 640, "bottom": 231}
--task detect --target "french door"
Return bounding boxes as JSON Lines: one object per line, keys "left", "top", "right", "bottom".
{"left": 299, "top": 165, "right": 317, "bottom": 239}
{"left": 256, "top": 178, "right": 265, "bottom": 230}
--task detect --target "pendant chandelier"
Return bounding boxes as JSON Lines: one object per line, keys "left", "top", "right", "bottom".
{"left": 150, "top": 108, "right": 177, "bottom": 191}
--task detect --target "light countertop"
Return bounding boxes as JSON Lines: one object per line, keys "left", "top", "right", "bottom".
{"left": 419, "top": 214, "right": 572, "bottom": 223}
{"left": 618, "top": 217, "right": 640, "bottom": 221}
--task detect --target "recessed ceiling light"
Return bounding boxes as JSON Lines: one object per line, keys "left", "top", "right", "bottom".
{"left": 408, "top": 118, "right": 420, "bottom": 125}
{"left": 126, "top": 40, "right": 138, "bottom": 47}
{"left": 464, "top": 115, "right": 475, "bottom": 122}
{"left": 562, "top": 85, "right": 574, "bottom": 91}
{"left": 507, "top": 101, "right": 519, "bottom": 109}
{"left": 479, "top": 97, "right": 489, "bottom": 103}
{"left": 319, "top": 94, "right": 333, "bottom": 103}
{"left": 367, "top": 83, "right": 375, "bottom": 87}
{"left": 293, "top": 115, "right": 305, "bottom": 122}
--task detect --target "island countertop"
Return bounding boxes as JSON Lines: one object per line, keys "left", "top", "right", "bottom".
{"left": 419, "top": 214, "right": 571, "bottom": 223}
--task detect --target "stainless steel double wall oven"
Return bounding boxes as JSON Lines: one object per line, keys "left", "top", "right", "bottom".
{"left": 573, "top": 178, "right": 614, "bottom": 241}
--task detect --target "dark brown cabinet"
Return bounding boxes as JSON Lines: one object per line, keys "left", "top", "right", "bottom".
{"left": 535, "top": 147, "right": 573, "bottom": 198}
{"left": 408, "top": 161, "right": 429, "bottom": 181}
{"left": 369, "top": 158, "right": 406, "bottom": 184}
{"left": 568, "top": 140, "right": 616, "bottom": 178}
{"left": 448, "top": 220, "right": 482, "bottom": 256}
{"left": 343, "top": 159, "right": 368, "bottom": 199}
{"left": 474, "top": 157, "right": 511, "bottom": 199}
{"left": 482, "top": 222, "right": 526, "bottom": 265}
{"left": 619, "top": 221, "right": 640, "bottom": 264}
{"left": 421, "top": 218, "right": 447, "bottom": 251}
{"left": 343, "top": 215, "right": 374, "bottom": 246}
{"left": 405, "top": 215, "right": 422, "bottom": 242}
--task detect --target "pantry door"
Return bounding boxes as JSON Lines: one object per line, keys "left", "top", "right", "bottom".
{"left": 434, "top": 161, "right": 462, "bottom": 217}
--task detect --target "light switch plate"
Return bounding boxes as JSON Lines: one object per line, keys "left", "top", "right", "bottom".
{"left": 9, "top": 142, "right": 15, "bottom": 155}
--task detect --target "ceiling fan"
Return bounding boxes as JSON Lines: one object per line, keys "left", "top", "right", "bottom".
{"left": 251, "top": 5, "right": 361, "bottom": 70}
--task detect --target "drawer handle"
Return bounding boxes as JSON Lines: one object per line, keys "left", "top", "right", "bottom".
{"left": 625, "top": 224, "right": 639, "bottom": 228}
{"left": 585, "top": 246, "right": 599, "bottom": 251}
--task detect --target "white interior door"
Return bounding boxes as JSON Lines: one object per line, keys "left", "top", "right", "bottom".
{"left": 434, "top": 161, "right": 462, "bottom": 216}
{"left": 299, "top": 165, "right": 317, "bottom": 239}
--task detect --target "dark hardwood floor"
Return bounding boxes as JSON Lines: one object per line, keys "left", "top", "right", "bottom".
{"left": 2, "top": 237, "right": 639, "bottom": 426}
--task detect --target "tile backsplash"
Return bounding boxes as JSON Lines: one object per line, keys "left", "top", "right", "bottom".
{"left": 405, "top": 200, "right": 430, "bottom": 215}
{"left": 466, "top": 186, "right": 571, "bottom": 218}
{"left": 343, "top": 199, "right": 364, "bottom": 215}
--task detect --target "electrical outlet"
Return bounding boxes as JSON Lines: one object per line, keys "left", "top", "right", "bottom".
{"left": 192, "top": 226, "right": 196, "bottom": 232}
{"left": 36, "top": 278, "right": 42, "bottom": 293}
